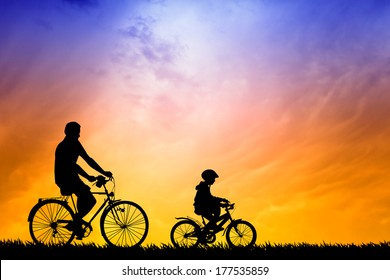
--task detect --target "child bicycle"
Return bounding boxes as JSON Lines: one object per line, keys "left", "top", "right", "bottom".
{"left": 28, "top": 176, "right": 148, "bottom": 247}
{"left": 170, "top": 202, "right": 256, "bottom": 248}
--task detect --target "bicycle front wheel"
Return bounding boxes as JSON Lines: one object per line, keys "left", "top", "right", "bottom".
{"left": 28, "top": 200, "right": 76, "bottom": 246}
{"left": 170, "top": 220, "right": 200, "bottom": 248}
{"left": 100, "top": 201, "right": 149, "bottom": 247}
{"left": 226, "top": 220, "right": 257, "bottom": 248}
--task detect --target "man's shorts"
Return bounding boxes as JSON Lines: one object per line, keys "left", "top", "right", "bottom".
{"left": 58, "top": 177, "right": 91, "bottom": 198}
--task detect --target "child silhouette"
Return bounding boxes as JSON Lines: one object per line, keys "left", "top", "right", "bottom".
{"left": 193, "top": 169, "right": 229, "bottom": 230}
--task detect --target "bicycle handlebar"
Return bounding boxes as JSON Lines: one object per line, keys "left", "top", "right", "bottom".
{"left": 221, "top": 202, "right": 235, "bottom": 210}
{"left": 95, "top": 175, "right": 111, "bottom": 188}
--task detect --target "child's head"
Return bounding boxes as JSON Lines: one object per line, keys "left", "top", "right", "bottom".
{"left": 201, "top": 169, "right": 219, "bottom": 185}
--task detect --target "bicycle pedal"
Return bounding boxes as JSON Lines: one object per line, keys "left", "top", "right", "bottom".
{"left": 75, "top": 235, "right": 84, "bottom": 240}
{"left": 81, "top": 224, "right": 93, "bottom": 237}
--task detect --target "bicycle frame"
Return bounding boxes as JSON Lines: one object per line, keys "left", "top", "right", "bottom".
{"left": 67, "top": 181, "right": 119, "bottom": 226}
{"left": 171, "top": 202, "right": 255, "bottom": 248}
{"left": 29, "top": 176, "right": 149, "bottom": 247}
{"left": 176, "top": 204, "right": 238, "bottom": 236}
{"left": 214, "top": 212, "right": 233, "bottom": 235}
{"left": 29, "top": 178, "right": 119, "bottom": 227}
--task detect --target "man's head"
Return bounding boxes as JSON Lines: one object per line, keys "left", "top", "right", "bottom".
{"left": 64, "top": 121, "right": 81, "bottom": 139}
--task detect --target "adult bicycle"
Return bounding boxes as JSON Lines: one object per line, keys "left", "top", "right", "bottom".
{"left": 28, "top": 176, "right": 148, "bottom": 247}
{"left": 170, "top": 202, "right": 256, "bottom": 248}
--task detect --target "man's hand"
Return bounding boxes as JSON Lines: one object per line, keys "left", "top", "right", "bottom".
{"left": 87, "top": 175, "right": 97, "bottom": 182}
{"left": 103, "top": 171, "right": 113, "bottom": 178}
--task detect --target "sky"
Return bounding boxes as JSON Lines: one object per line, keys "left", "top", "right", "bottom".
{"left": 1, "top": 0, "right": 390, "bottom": 246}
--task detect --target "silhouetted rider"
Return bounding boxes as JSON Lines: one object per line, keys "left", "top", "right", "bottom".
{"left": 193, "top": 169, "right": 228, "bottom": 230}
{"left": 55, "top": 121, "right": 112, "bottom": 237}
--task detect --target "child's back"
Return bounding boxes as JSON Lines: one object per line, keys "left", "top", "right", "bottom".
{"left": 193, "top": 169, "right": 227, "bottom": 222}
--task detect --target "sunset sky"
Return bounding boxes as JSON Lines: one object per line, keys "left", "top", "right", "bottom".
{"left": 1, "top": 0, "right": 390, "bottom": 246}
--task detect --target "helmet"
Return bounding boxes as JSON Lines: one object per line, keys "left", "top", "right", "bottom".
{"left": 201, "top": 169, "right": 219, "bottom": 180}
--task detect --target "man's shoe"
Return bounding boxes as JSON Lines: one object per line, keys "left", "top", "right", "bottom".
{"left": 64, "top": 222, "right": 74, "bottom": 232}
{"left": 64, "top": 220, "right": 86, "bottom": 239}
{"left": 74, "top": 226, "right": 86, "bottom": 240}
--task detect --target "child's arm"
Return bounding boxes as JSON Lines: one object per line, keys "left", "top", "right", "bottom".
{"left": 214, "top": 196, "right": 229, "bottom": 203}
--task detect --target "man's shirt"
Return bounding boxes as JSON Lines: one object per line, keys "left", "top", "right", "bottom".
{"left": 54, "top": 137, "right": 86, "bottom": 186}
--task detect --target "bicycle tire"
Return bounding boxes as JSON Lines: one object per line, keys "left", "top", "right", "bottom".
{"left": 28, "top": 199, "right": 76, "bottom": 246}
{"left": 226, "top": 220, "right": 257, "bottom": 248}
{"left": 170, "top": 220, "right": 200, "bottom": 248}
{"left": 100, "top": 200, "right": 149, "bottom": 247}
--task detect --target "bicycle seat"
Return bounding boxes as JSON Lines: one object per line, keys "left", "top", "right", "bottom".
{"left": 60, "top": 189, "right": 73, "bottom": 196}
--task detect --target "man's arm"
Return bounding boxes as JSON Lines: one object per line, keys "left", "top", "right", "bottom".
{"left": 78, "top": 143, "right": 112, "bottom": 177}
{"left": 76, "top": 164, "right": 96, "bottom": 182}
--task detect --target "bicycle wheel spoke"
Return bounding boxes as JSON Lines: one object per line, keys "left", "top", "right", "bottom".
{"left": 29, "top": 200, "right": 75, "bottom": 246}
{"left": 170, "top": 221, "right": 199, "bottom": 248}
{"left": 104, "top": 214, "right": 145, "bottom": 246}
{"left": 226, "top": 221, "right": 256, "bottom": 248}
{"left": 101, "top": 201, "right": 148, "bottom": 247}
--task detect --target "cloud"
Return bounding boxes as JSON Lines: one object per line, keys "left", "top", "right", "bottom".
{"left": 0, "top": 0, "right": 121, "bottom": 206}
{"left": 2, "top": 0, "right": 390, "bottom": 244}
{"left": 117, "top": 15, "right": 182, "bottom": 72}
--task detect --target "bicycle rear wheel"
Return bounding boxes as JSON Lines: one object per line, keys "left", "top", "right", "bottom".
{"left": 100, "top": 201, "right": 149, "bottom": 247}
{"left": 170, "top": 220, "right": 200, "bottom": 248}
{"left": 226, "top": 220, "right": 257, "bottom": 248}
{"left": 28, "top": 200, "right": 76, "bottom": 245}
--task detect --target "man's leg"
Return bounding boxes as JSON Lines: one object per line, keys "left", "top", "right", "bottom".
{"left": 71, "top": 183, "right": 96, "bottom": 239}
{"left": 75, "top": 183, "right": 96, "bottom": 219}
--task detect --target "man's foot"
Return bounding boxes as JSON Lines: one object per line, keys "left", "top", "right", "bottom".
{"left": 64, "top": 220, "right": 86, "bottom": 239}
{"left": 64, "top": 221, "right": 75, "bottom": 232}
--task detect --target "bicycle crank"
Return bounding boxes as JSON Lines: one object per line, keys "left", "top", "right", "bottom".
{"left": 81, "top": 222, "right": 93, "bottom": 238}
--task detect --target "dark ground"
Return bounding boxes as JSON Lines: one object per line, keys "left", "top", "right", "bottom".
{"left": 1, "top": 240, "right": 390, "bottom": 260}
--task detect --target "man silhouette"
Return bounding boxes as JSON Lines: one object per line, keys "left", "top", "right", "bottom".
{"left": 55, "top": 121, "right": 112, "bottom": 238}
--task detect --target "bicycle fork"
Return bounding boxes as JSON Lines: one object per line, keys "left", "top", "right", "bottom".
{"left": 225, "top": 219, "right": 244, "bottom": 237}
{"left": 109, "top": 204, "right": 127, "bottom": 228}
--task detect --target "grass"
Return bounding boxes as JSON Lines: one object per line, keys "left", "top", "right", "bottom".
{"left": 1, "top": 239, "right": 390, "bottom": 260}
